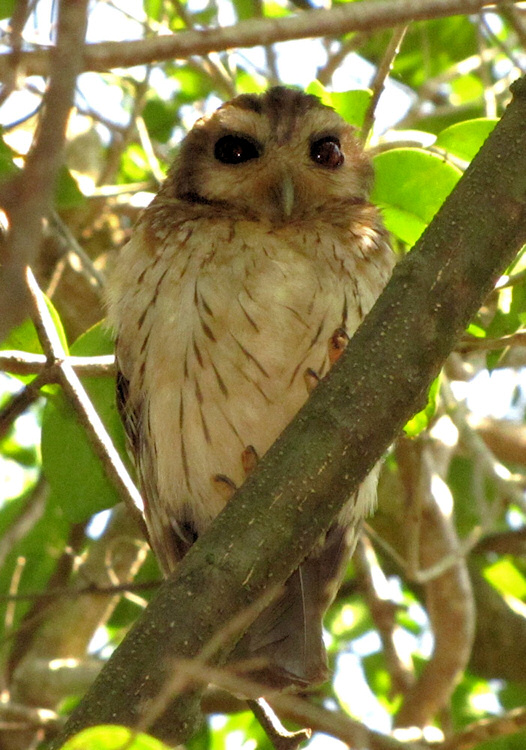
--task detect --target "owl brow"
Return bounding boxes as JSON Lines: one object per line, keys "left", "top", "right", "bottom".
{"left": 309, "top": 129, "right": 344, "bottom": 145}
{"left": 216, "top": 129, "right": 263, "bottom": 153}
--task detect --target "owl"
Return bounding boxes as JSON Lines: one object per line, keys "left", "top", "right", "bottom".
{"left": 106, "top": 87, "right": 394, "bottom": 689}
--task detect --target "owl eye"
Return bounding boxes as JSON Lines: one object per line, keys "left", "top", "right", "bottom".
{"left": 310, "top": 136, "right": 344, "bottom": 169}
{"left": 214, "top": 135, "right": 261, "bottom": 164}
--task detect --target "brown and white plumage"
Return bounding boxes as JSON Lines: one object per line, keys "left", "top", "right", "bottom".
{"left": 107, "top": 87, "right": 394, "bottom": 688}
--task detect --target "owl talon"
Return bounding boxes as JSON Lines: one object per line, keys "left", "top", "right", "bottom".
{"left": 304, "top": 367, "right": 321, "bottom": 394}
{"left": 242, "top": 445, "right": 259, "bottom": 476}
{"left": 329, "top": 327, "right": 350, "bottom": 365}
{"left": 213, "top": 473, "right": 238, "bottom": 500}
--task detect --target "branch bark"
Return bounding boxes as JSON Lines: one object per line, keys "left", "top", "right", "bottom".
{"left": 0, "top": 0, "right": 511, "bottom": 79}
{"left": 52, "top": 75, "right": 526, "bottom": 747}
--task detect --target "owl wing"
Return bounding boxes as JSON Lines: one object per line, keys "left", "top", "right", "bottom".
{"left": 115, "top": 366, "right": 195, "bottom": 569}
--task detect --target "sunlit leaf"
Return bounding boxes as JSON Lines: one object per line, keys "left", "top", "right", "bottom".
{"left": 55, "top": 166, "right": 86, "bottom": 209}
{"left": 0, "top": 133, "right": 18, "bottom": 176}
{"left": 0, "top": 295, "right": 68, "bottom": 384}
{"left": 484, "top": 559, "right": 526, "bottom": 600}
{"left": 61, "top": 725, "right": 170, "bottom": 750}
{"left": 41, "top": 321, "right": 125, "bottom": 523}
{"left": 0, "top": 0, "right": 15, "bottom": 19}
{"left": 143, "top": 97, "right": 181, "bottom": 144}
{"left": 466, "top": 323, "right": 486, "bottom": 338}
{"left": 404, "top": 375, "right": 440, "bottom": 437}
{"left": 435, "top": 118, "right": 498, "bottom": 162}
{"left": 372, "top": 148, "right": 461, "bottom": 245}
{"left": 0, "top": 484, "right": 70, "bottom": 636}
{"left": 307, "top": 82, "right": 372, "bottom": 129}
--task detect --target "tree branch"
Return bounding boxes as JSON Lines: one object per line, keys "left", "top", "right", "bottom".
{"left": 52, "top": 75, "right": 526, "bottom": 747}
{"left": 0, "top": 0, "right": 512, "bottom": 79}
{"left": 0, "top": 0, "right": 89, "bottom": 341}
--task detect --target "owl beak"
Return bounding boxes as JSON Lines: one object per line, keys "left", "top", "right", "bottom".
{"left": 280, "top": 174, "right": 295, "bottom": 218}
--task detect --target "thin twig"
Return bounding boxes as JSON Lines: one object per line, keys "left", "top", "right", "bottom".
{"left": 0, "top": 370, "right": 49, "bottom": 441}
{"left": 248, "top": 698, "right": 311, "bottom": 750}
{"left": 135, "top": 583, "right": 284, "bottom": 734}
{"left": 49, "top": 210, "right": 107, "bottom": 290}
{"left": 0, "top": 351, "right": 116, "bottom": 377}
{"left": 0, "top": 578, "right": 160, "bottom": 605}
{"left": 355, "top": 537, "right": 414, "bottom": 695}
{"left": 164, "top": 659, "right": 430, "bottom": 750}
{"left": 442, "top": 706, "right": 526, "bottom": 750}
{"left": 458, "top": 330, "right": 526, "bottom": 351}
{"left": 0, "top": 475, "right": 47, "bottom": 571}
{"left": 316, "top": 33, "right": 370, "bottom": 86}
{"left": 442, "top": 377, "right": 526, "bottom": 513}
{"left": 0, "top": 0, "right": 30, "bottom": 107}
{"left": 0, "top": 0, "right": 90, "bottom": 340}
{"left": 361, "top": 24, "right": 408, "bottom": 143}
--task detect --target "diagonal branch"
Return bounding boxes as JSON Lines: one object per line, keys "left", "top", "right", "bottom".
{"left": 24, "top": 268, "right": 147, "bottom": 538}
{"left": 52, "top": 75, "right": 526, "bottom": 747}
{"left": 0, "top": 0, "right": 513, "bottom": 79}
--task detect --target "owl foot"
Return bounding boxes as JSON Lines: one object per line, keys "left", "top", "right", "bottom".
{"left": 213, "top": 473, "right": 238, "bottom": 500}
{"left": 328, "top": 326, "right": 350, "bottom": 365}
{"left": 304, "top": 367, "right": 321, "bottom": 394}
{"left": 213, "top": 446, "right": 259, "bottom": 500}
{"left": 242, "top": 444, "right": 259, "bottom": 476}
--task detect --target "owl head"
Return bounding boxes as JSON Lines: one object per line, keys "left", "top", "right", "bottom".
{"left": 168, "top": 87, "right": 373, "bottom": 226}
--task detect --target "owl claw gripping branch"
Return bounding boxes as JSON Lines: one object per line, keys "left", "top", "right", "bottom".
{"left": 107, "top": 87, "right": 395, "bottom": 690}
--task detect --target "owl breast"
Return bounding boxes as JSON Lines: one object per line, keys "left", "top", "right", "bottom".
{"left": 114, "top": 212, "right": 391, "bottom": 569}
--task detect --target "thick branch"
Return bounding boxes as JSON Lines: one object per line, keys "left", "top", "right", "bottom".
{"left": 0, "top": 0, "right": 510, "bottom": 78}
{"left": 52, "top": 75, "right": 526, "bottom": 747}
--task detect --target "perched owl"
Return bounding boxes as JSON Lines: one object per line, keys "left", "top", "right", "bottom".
{"left": 106, "top": 87, "right": 394, "bottom": 689}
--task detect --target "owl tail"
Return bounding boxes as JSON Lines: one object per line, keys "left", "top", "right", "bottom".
{"left": 231, "top": 521, "right": 356, "bottom": 690}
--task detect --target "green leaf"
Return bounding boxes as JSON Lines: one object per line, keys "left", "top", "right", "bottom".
{"left": 467, "top": 323, "right": 486, "bottom": 338}
{"left": 233, "top": 0, "right": 255, "bottom": 22}
{"left": 328, "top": 597, "right": 372, "bottom": 642}
{"left": 235, "top": 69, "right": 268, "bottom": 95}
{"left": 260, "top": 0, "right": 289, "bottom": 17}
{"left": 0, "top": 485, "right": 70, "bottom": 636}
{"left": 448, "top": 456, "right": 497, "bottom": 538}
{"left": 450, "top": 73, "right": 484, "bottom": 105}
{"left": 0, "top": 133, "right": 19, "bottom": 176}
{"left": 306, "top": 82, "right": 372, "bottom": 130}
{"left": 55, "top": 166, "right": 86, "bottom": 209}
{"left": 0, "top": 435, "right": 38, "bottom": 467}
{"left": 0, "top": 0, "right": 15, "bottom": 19}
{"left": 172, "top": 66, "right": 214, "bottom": 105}
{"left": 41, "top": 321, "right": 126, "bottom": 524}
{"left": 371, "top": 16, "right": 477, "bottom": 90}
{"left": 0, "top": 295, "right": 68, "bottom": 384}
{"left": 404, "top": 375, "right": 440, "bottom": 437}
{"left": 143, "top": 97, "right": 180, "bottom": 144}
{"left": 186, "top": 720, "right": 212, "bottom": 750}
{"left": 435, "top": 119, "right": 498, "bottom": 162}
{"left": 371, "top": 148, "right": 461, "bottom": 245}
{"left": 483, "top": 559, "right": 526, "bottom": 600}
{"left": 119, "top": 143, "right": 151, "bottom": 184}
{"left": 61, "top": 725, "right": 170, "bottom": 750}
{"left": 143, "top": 0, "right": 163, "bottom": 21}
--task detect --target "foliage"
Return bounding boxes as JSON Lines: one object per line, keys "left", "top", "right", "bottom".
{"left": 0, "top": 2, "right": 526, "bottom": 750}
